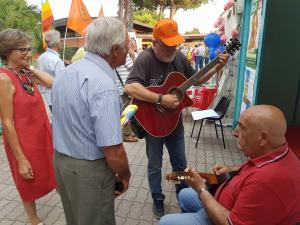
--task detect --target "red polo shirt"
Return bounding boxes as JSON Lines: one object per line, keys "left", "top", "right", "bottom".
{"left": 215, "top": 144, "right": 300, "bottom": 225}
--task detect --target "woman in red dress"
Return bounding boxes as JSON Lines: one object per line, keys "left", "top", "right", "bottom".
{"left": 0, "top": 29, "right": 56, "bottom": 225}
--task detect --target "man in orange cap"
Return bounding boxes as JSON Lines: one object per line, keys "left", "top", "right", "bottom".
{"left": 125, "top": 19, "right": 229, "bottom": 219}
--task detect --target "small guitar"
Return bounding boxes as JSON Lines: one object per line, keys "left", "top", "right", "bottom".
{"left": 131, "top": 39, "right": 241, "bottom": 137}
{"left": 166, "top": 170, "right": 238, "bottom": 195}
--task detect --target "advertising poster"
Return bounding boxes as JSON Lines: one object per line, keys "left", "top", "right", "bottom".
{"left": 241, "top": 0, "right": 263, "bottom": 112}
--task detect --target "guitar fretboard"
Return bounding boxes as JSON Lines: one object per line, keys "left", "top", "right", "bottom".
{"left": 177, "top": 55, "right": 221, "bottom": 94}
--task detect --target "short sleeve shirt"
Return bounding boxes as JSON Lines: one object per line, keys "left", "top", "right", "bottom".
{"left": 126, "top": 48, "right": 196, "bottom": 134}
{"left": 215, "top": 144, "right": 300, "bottom": 225}
{"left": 37, "top": 48, "right": 65, "bottom": 105}
{"left": 52, "top": 52, "right": 122, "bottom": 160}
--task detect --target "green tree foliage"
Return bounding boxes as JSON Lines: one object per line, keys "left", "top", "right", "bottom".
{"left": 0, "top": 0, "right": 43, "bottom": 54}
{"left": 133, "top": 9, "right": 160, "bottom": 26}
{"left": 133, "top": 0, "right": 159, "bottom": 10}
{"left": 184, "top": 27, "right": 200, "bottom": 34}
{"left": 133, "top": 0, "right": 210, "bottom": 19}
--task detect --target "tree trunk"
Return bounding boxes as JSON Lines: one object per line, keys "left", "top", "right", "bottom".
{"left": 123, "top": 0, "right": 128, "bottom": 26}
{"left": 158, "top": 0, "right": 165, "bottom": 19}
{"left": 118, "top": 0, "right": 123, "bottom": 19}
{"left": 170, "top": 7, "right": 177, "bottom": 19}
{"left": 169, "top": 0, "right": 174, "bottom": 18}
{"left": 127, "top": 0, "right": 133, "bottom": 31}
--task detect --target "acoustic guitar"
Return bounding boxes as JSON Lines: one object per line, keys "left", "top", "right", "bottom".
{"left": 166, "top": 170, "right": 238, "bottom": 195}
{"left": 131, "top": 39, "right": 241, "bottom": 137}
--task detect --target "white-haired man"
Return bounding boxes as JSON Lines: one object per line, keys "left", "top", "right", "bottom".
{"left": 52, "top": 17, "right": 131, "bottom": 225}
{"left": 37, "top": 29, "right": 65, "bottom": 111}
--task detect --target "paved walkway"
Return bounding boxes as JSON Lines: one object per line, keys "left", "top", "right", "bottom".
{"left": 0, "top": 114, "right": 247, "bottom": 225}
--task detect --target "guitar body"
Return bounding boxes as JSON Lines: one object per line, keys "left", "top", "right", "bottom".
{"left": 131, "top": 39, "right": 241, "bottom": 138}
{"left": 132, "top": 72, "right": 193, "bottom": 137}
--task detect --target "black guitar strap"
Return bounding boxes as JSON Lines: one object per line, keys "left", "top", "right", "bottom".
{"left": 115, "top": 70, "right": 124, "bottom": 87}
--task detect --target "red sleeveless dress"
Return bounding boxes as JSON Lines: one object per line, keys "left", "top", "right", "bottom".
{"left": 0, "top": 67, "right": 56, "bottom": 202}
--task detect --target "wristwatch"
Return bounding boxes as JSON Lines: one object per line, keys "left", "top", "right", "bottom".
{"left": 157, "top": 94, "right": 163, "bottom": 105}
{"left": 198, "top": 187, "right": 208, "bottom": 196}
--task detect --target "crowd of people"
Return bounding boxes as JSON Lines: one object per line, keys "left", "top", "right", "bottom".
{"left": 179, "top": 43, "right": 210, "bottom": 71}
{"left": 0, "top": 16, "right": 300, "bottom": 225}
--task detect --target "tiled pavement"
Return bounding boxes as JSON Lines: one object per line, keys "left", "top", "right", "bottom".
{"left": 0, "top": 112, "right": 247, "bottom": 225}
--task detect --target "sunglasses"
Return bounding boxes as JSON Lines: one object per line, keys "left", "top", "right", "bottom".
{"left": 16, "top": 73, "right": 34, "bottom": 96}
{"left": 14, "top": 47, "right": 32, "bottom": 55}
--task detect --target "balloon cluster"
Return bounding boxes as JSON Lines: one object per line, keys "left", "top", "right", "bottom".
{"left": 212, "top": 0, "right": 240, "bottom": 45}
{"left": 204, "top": 33, "right": 225, "bottom": 60}
{"left": 213, "top": 16, "right": 227, "bottom": 44}
{"left": 224, "top": 0, "right": 234, "bottom": 11}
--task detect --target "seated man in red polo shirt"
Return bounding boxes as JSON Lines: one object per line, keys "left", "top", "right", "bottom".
{"left": 159, "top": 105, "right": 300, "bottom": 225}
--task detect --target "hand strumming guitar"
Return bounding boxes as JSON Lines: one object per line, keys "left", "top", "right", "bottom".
{"left": 211, "top": 164, "right": 240, "bottom": 176}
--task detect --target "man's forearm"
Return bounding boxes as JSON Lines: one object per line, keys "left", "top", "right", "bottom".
{"left": 198, "top": 190, "right": 230, "bottom": 225}
{"left": 124, "top": 83, "right": 160, "bottom": 103}
{"left": 104, "top": 145, "right": 131, "bottom": 180}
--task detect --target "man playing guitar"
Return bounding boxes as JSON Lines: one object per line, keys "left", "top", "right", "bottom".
{"left": 124, "top": 18, "right": 229, "bottom": 219}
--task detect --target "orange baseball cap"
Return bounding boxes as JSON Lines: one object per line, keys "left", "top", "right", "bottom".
{"left": 153, "top": 19, "right": 185, "bottom": 46}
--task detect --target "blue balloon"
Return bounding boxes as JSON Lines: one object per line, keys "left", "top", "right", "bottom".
{"left": 204, "top": 33, "right": 221, "bottom": 48}
{"left": 213, "top": 46, "right": 225, "bottom": 58}
{"left": 209, "top": 47, "right": 215, "bottom": 60}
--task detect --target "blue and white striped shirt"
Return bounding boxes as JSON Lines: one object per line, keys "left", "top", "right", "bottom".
{"left": 115, "top": 54, "right": 133, "bottom": 95}
{"left": 52, "top": 52, "right": 123, "bottom": 160}
{"left": 37, "top": 48, "right": 65, "bottom": 105}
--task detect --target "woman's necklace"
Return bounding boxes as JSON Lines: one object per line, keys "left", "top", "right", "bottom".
{"left": 5, "top": 64, "right": 35, "bottom": 96}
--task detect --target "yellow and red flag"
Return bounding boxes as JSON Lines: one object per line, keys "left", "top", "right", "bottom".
{"left": 41, "top": 0, "right": 54, "bottom": 32}
{"left": 67, "top": 0, "right": 93, "bottom": 36}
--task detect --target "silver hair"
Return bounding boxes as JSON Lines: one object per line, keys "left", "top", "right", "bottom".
{"left": 44, "top": 30, "right": 61, "bottom": 48}
{"left": 85, "top": 17, "right": 126, "bottom": 56}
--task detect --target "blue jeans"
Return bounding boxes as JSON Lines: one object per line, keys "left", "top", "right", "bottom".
{"left": 145, "top": 129, "right": 188, "bottom": 200}
{"left": 195, "top": 56, "right": 204, "bottom": 71}
{"left": 159, "top": 188, "right": 213, "bottom": 225}
{"left": 204, "top": 57, "right": 209, "bottom": 65}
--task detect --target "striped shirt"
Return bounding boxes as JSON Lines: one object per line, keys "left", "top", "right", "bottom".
{"left": 52, "top": 52, "right": 122, "bottom": 160}
{"left": 115, "top": 55, "right": 133, "bottom": 95}
{"left": 37, "top": 48, "right": 65, "bottom": 105}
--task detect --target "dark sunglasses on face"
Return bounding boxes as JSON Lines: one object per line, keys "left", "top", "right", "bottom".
{"left": 14, "top": 47, "right": 32, "bottom": 55}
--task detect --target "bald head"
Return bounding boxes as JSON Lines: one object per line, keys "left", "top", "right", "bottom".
{"left": 242, "top": 105, "right": 287, "bottom": 150}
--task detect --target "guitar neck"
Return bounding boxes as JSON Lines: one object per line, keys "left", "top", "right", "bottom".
{"left": 166, "top": 171, "right": 219, "bottom": 185}
{"left": 198, "top": 172, "right": 218, "bottom": 184}
{"left": 177, "top": 56, "right": 220, "bottom": 93}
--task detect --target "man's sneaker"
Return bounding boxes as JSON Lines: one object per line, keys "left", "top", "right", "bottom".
{"left": 153, "top": 199, "right": 164, "bottom": 219}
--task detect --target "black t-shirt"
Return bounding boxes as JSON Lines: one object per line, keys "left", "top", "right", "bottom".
{"left": 126, "top": 47, "right": 196, "bottom": 135}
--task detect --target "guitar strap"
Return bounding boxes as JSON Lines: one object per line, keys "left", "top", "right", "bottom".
{"left": 115, "top": 70, "right": 124, "bottom": 87}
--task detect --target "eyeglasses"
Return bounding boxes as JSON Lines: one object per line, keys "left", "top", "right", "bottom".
{"left": 14, "top": 47, "right": 32, "bottom": 55}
